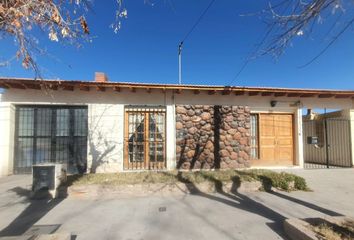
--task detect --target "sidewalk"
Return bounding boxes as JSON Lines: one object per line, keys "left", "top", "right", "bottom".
{"left": 0, "top": 169, "right": 353, "bottom": 240}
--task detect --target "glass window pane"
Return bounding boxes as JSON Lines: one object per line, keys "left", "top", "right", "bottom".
{"left": 250, "top": 114, "right": 259, "bottom": 159}
{"left": 128, "top": 113, "right": 145, "bottom": 163}
{"left": 17, "top": 138, "right": 33, "bottom": 168}
{"left": 67, "top": 136, "right": 87, "bottom": 174}
{"left": 149, "top": 142, "right": 156, "bottom": 162}
{"left": 36, "top": 108, "right": 52, "bottom": 136}
{"left": 56, "top": 109, "right": 70, "bottom": 136}
{"left": 157, "top": 154, "right": 164, "bottom": 162}
{"left": 74, "top": 109, "right": 88, "bottom": 136}
{"left": 157, "top": 142, "right": 164, "bottom": 162}
{"left": 55, "top": 138, "right": 69, "bottom": 163}
{"left": 73, "top": 137, "right": 87, "bottom": 164}
{"left": 18, "top": 108, "right": 34, "bottom": 136}
{"left": 36, "top": 138, "right": 52, "bottom": 164}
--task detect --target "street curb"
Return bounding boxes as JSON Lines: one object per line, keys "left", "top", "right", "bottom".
{"left": 67, "top": 180, "right": 263, "bottom": 198}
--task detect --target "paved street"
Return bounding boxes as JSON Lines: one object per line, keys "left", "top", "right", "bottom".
{"left": 0, "top": 169, "right": 353, "bottom": 240}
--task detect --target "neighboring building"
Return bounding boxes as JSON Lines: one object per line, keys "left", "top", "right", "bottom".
{"left": 0, "top": 73, "right": 354, "bottom": 176}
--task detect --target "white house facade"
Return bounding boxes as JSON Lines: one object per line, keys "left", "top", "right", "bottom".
{"left": 0, "top": 74, "right": 354, "bottom": 176}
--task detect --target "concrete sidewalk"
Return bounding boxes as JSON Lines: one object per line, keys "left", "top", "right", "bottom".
{"left": 281, "top": 168, "right": 354, "bottom": 218}
{"left": 0, "top": 169, "right": 353, "bottom": 240}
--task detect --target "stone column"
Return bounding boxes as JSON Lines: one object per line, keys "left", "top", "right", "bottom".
{"left": 176, "top": 105, "right": 251, "bottom": 170}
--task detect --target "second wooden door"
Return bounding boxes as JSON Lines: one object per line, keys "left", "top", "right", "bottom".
{"left": 258, "top": 114, "right": 294, "bottom": 166}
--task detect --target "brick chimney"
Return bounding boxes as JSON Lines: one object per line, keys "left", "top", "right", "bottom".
{"left": 95, "top": 72, "right": 108, "bottom": 82}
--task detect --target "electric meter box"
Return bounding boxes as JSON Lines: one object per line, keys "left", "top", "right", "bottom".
{"left": 307, "top": 136, "right": 319, "bottom": 145}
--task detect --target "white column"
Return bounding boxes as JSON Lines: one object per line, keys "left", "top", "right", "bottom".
{"left": 295, "top": 107, "right": 304, "bottom": 168}
{"left": 166, "top": 92, "right": 176, "bottom": 170}
{"left": 0, "top": 102, "right": 15, "bottom": 176}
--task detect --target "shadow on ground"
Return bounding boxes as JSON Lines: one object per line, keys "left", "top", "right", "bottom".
{"left": 0, "top": 174, "right": 91, "bottom": 238}
{"left": 162, "top": 171, "right": 344, "bottom": 239}
{"left": 252, "top": 173, "right": 343, "bottom": 217}
{"left": 0, "top": 171, "right": 344, "bottom": 239}
{"left": 0, "top": 182, "right": 71, "bottom": 237}
{"left": 270, "top": 191, "right": 342, "bottom": 216}
{"left": 161, "top": 171, "right": 289, "bottom": 239}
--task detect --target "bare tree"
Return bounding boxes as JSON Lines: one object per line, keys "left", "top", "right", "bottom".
{"left": 258, "top": 0, "right": 353, "bottom": 66}
{"left": 229, "top": 0, "right": 353, "bottom": 82}
{"left": 0, "top": 0, "right": 127, "bottom": 75}
{"left": 1, "top": 1, "right": 352, "bottom": 76}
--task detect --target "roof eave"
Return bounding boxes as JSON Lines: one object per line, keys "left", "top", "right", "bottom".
{"left": 0, "top": 77, "right": 354, "bottom": 99}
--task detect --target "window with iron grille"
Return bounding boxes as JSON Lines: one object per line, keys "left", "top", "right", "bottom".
{"left": 14, "top": 106, "right": 88, "bottom": 174}
{"left": 250, "top": 114, "right": 259, "bottom": 159}
{"left": 124, "top": 106, "right": 166, "bottom": 170}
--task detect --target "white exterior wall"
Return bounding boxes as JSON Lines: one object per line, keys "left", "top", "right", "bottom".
{"left": 0, "top": 96, "right": 15, "bottom": 177}
{"left": 294, "top": 108, "right": 304, "bottom": 168}
{"left": 86, "top": 99, "right": 177, "bottom": 172}
{"left": 0, "top": 87, "right": 353, "bottom": 175}
{"left": 87, "top": 104, "right": 124, "bottom": 173}
{"left": 0, "top": 88, "right": 177, "bottom": 174}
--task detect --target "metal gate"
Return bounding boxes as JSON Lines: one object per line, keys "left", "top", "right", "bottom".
{"left": 14, "top": 105, "right": 88, "bottom": 174}
{"left": 303, "top": 118, "right": 352, "bottom": 168}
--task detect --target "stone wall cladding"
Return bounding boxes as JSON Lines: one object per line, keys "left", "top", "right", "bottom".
{"left": 176, "top": 105, "right": 251, "bottom": 170}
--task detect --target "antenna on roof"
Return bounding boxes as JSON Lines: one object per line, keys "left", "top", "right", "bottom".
{"left": 178, "top": 42, "right": 183, "bottom": 85}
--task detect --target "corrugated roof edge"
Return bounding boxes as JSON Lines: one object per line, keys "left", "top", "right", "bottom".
{"left": 0, "top": 77, "right": 354, "bottom": 95}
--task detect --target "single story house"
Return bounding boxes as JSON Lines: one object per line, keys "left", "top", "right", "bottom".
{"left": 0, "top": 73, "right": 354, "bottom": 176}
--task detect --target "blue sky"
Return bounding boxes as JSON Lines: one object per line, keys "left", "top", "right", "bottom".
{"left": 0, "top": 1, "right": 353, "bottom": 89}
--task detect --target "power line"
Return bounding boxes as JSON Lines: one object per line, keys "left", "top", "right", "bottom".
{"left": 228, "top": 0, "right": 292, "bottom": 86}
{"left": 178, "top": 0, "right": 217, "bottom": 85}
{"left": 299, "top": 17, "right": 354, "bottom": 68}
{"left": 181, "top": 0, "right": 217, "bottom": 43}
{"left": 227, "top": 21, "right": 277, "bottom": 86}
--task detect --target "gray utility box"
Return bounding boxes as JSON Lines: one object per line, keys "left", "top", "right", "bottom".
{"left": 307, "top": 136, "right": 319, "bottom": 145}
{"left": 32, "top": 164, "right": 67, "bottom": 198}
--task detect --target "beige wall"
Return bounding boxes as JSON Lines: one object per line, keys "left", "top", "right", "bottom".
{"left": 0, "top": 98, "right": 15, "bottom": 177}
{"left": 341, "top": 109, "right": 354, "bottom": 166}
{"left": 87, "top": 104, "right": 124, "bottom": 173}
{"left": 350, "top": 109, "right": 354, "bottom": 166}
{"left": 302, "top": 109, "right": 353, "bottom": 167}
{"left": 0, "top": 88, "right": 353, "bottom": 175}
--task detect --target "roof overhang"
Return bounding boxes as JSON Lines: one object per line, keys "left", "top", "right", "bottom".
{"left": 0, "top": 77, "right": 354, "bottom": 99}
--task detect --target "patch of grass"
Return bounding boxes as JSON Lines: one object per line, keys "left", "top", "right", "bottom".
{"left": 262, "top": 171, "right": 309, "bottom": 191}
{"left": 237, "top": 169, "right": 310, "bottom": 191}
{"left": 311, "top": 222, "right": 354, "bottom": 240}
{"left": 67, "top": 171, "right": 179, "bottom": 186}
{"left": 342, "top": 220, "right": 354, "bottom": 233}
{"left": 294, "top": 175, "right": 308, "bottom": 190}
{"left": 312, "top": 223, "right": 342, "bottom": 240}
{"left": 66, "top": 169, "right": 309, "bottom": 192}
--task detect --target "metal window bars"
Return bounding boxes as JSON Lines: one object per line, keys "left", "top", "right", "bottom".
{"left": 124, "top": 106, "right": 166, "bottom": 170}
{"left": 14, "top": 105, "right": 88, "bottom": 174}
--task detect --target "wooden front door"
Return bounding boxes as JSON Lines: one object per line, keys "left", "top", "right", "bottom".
{"left": 124, "top": 107, "right": 166, "bottom": 170}
{"left": 258, "top": 114, "right": 294, "bottom": 166}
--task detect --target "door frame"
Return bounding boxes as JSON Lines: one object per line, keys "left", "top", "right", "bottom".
{"left": 251, "top": 112, "right": 296, "bottom": 166}
{"left": 123, "top": 107, "right": 167, "bottom": 170}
